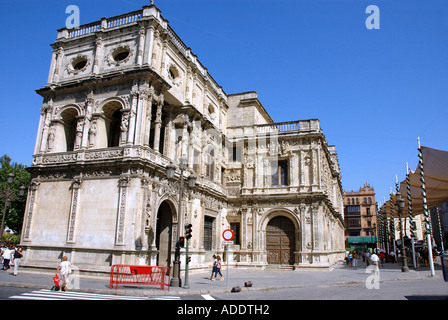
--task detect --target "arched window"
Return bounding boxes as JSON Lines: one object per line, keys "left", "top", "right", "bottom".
{"left": 60, "top": 108, "right": 78, "bottom": 152}
{"left": 108, "top": 109, "right": 122, "bottom": 147}
{"left": 97, "top": 100, "right": 124, "bottom": 149}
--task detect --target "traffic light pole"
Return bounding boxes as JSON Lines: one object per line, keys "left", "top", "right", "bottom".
{"left": 170, "top": 163, "right": 185, "bottom": 288}
{"left": 183, "top": 224, "right": 192, "bottom": 289}
{"left": 183, "top": 236, "right": 190, "bottom": 289}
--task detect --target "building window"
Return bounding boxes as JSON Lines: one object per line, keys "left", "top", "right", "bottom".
{"left": 229, "top": 143, "right": 242, "bottom": 162}
{"left": 230, "top": 222, "right": 240, "bottom": 245}
{"left": 204, "top": 216, "right": 214, "bottom": 251}
{"left": 348, "top": 218, "right": 361, "bottom": 228}
{"left": 272, "top": 160, "right": 288, "bottom": 186}
{"left": 205, "top": 148, "right": 215, "bottom": 180}
{"left": 193, "top": 149, "right": 200, "bottom": 175}
{"left": 108, "top": 109, "right": 122, "bottom": 147}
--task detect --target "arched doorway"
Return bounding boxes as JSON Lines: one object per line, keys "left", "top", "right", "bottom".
{"left": 155, "top": 201, "right": 174, "bottom": 268}
{"left": 266, "top": 216, "right": 295, "bottom": 265}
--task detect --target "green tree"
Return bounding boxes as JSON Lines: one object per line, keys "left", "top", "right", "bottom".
{"left": 0, "top": 154, "right": 30, "bottom": 241}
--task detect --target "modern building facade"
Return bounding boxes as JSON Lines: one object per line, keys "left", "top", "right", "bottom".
{"left": 344, "top": 184, "right": 378, "bottom": 248}
{"left": 21, "top": 4, "right": 345, "bottom": 275}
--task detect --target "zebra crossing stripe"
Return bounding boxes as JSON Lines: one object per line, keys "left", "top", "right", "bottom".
{"left": 9, "top": 289, "right": 152, "bottom": 300}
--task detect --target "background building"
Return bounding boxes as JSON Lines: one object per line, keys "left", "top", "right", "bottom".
{"left": 20, "top": 3, "right": 345, "bottom": 275}
{"left": 344, "top": 184, "right": 378, "bottom": 249}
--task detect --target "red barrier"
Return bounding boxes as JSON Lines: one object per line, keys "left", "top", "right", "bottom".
{"left": 110, "top": 265, "right": 170, "bottom": 291}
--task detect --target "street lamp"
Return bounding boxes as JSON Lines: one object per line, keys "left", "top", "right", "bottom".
{"left": 394, "top": 192, "right": 409, "bottom": 272}
{"left": 166, "top": 158, "right": 196, "bottom": 288}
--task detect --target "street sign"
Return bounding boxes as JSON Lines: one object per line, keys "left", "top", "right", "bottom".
{"left": 222, "top": 229, "right": 234, "bottom": 289}
{"left": 222, "top": 229, "right": 234, "bottom": 241}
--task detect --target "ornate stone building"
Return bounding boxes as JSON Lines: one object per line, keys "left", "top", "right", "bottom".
{"left": 21, "top": 4, "right": 345, "bottom": 274}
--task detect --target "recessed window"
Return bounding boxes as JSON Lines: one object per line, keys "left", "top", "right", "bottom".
{"left": 70, "top": 57, "right": 88, "bottom": 72}
{"left": 114, "top": 50, "right": 130, "bottom": 62}
{"left": 169, "top": 68, "right": 176, "bottom": 80}
{"left": 73, "top": 59, "right": 87, "bottom": 70}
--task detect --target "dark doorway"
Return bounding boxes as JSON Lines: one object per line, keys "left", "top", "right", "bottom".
{"left": 156, "top": 201, "right": 173, "bottom": 268}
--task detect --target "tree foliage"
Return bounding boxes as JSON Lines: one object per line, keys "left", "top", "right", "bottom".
{"left": 0, "top": 154, "right": 30, "bottom": 240}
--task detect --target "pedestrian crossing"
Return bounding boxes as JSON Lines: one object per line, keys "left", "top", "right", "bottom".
{"left": 9, "top": 289, "right": 182, "bottom": 301}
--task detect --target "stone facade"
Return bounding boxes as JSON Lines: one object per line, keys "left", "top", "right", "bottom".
{"left": 21, "top": 4, "right": 345, "bottom": 274}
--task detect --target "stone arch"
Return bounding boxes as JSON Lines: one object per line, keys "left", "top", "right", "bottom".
{"left": 51, "top": 105, "right": 82, "bottom": 152}
{"left": 95, "top": 99, "right": 126, "bottom": 148}
{"left": 259, "top": 208, "right": 300, "bottom": 265}
{"left": 155, "top": 199, "right": 177, "bottom": 268}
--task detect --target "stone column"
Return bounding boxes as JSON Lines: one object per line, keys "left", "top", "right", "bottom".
{"left": 93, "top": 36, "right": 103, "bottom": 74}
{"left": 115, "top": 175, "right": 130, "bottom": 246}
{"left": 127, "top": 90, "right": 138, "bottom": 145}
{"left": 81, "top": 94, "right": 94, "bottom": 149}
{"left": 137, "top": 27, "right": 146, "bottom": 66}
{"left": 39, "top": 105, "right": 53, "bottom": 153}
{"left": 119, "top": 111, "right": 130, "bottom": 146}
{"left": 21, "top": 180, "right": 40, "bottom": 242}
{"left": 66, "top": 178, "right": 82, "bottom": 244}
{"left": 152, "top": 94, "right": 164, "bottom": 152}
{"left": 73, "top": 117, "right": 84, "bottom": 150}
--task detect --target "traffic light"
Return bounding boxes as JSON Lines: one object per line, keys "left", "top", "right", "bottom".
{"left": 185, "top": 224, "right": 192, "bottom": 239}
{"left": 179, "top": 236, "right": 185, "bottom": 248}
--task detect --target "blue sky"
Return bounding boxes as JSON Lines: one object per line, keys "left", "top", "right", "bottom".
{"left": 1, "top": 0, "right": 447, "bottom": 205}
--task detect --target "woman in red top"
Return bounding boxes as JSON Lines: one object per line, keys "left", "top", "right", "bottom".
{"left": 379, "top": 252, "right": 386, "bottom": 267}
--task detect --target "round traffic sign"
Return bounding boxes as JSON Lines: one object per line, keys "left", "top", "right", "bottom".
{"left": 222, "top": 229, "right": 234, "bottom": 241}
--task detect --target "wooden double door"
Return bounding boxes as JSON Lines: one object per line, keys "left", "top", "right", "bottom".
{"left": 266, "top": 216, "right": 296, "bottom": 265}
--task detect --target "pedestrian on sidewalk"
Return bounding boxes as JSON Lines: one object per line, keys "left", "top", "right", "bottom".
{"left": 352, "top": 250, "right": 359, "bottom": 268}
{"left": 212, "top": 255, "right": 224, "bottom": 281}
{"left": 365, "top": 250, "right": 371, "bottom": 267}
{"left": 379, "top": 251, "right": 385, "bottom": 267}
{"left": 348, "top": 252, "right": 353, "bottom": 267}
{"left": 56, "top": 256, "right": 72, "bottom": 291}
{"left": 209, "top": 255, "right": 217, "bottom": 280}
{"left": 370, "top": 252, "right": 379, "bottom": 275}
{"left": 2, "top": 246, "right": 12, "bottom": 270}
{"left": 389, "top": 250, "right": 396, "bottom": 263}
{"left": 12, "top": 247, "right": 23, "bottom": 276}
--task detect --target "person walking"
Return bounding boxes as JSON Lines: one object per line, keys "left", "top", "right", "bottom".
{"left": 56, "top": 256, "right": 72, "bottom": 291}
{"left": 365, "top": 250, "right": 371, "bottom": 267}
{"left": 370, "top": 251, "right": 379, "bottom": 275}
{"left": 2, "top": 246, "right": 12, "bottom": 270}
{"left": 209, "top": 255, "right": 217, "bottom": 280}
{"left": 352, "top": 250, "right": 359, "bottom": 268}
{"left": 379, "top": 251, "right": 385, "bottom": 267}
{"left": 212, "top": 255, "right": 224, "bottom": 281}
{"left": 348, "top": 251, "right": 353, "bottom": 267}
{"left": 12, "top": 247, "right": 23, "bottom": 276}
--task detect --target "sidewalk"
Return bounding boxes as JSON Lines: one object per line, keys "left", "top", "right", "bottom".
{"left": 0, "top": 259, "right": 443, "bottom": 298}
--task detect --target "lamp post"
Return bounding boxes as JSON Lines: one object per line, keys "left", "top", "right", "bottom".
{"left": 1, "top": 174, "right": 25, "bottom": 240}
{"left": 394, "top": 192, "right": 409, "bottom": 272}
{"left": 166, "top": 158, "right": 196, "bottom": 288}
